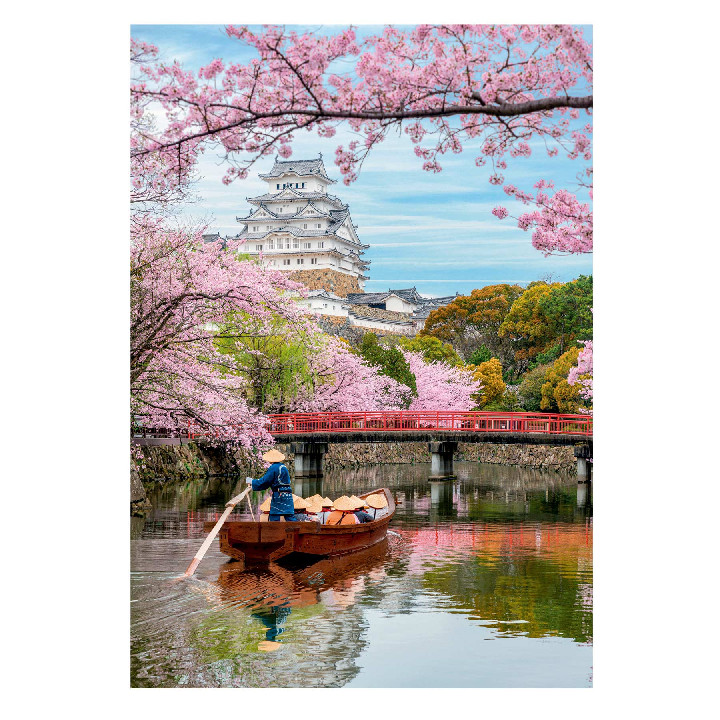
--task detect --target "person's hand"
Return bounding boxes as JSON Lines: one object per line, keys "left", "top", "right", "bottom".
{"left": 246, "top": 476, "right": 253, "bottom": 485}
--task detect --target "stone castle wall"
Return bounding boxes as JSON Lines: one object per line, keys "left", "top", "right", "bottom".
{"left": 290, "top": 268, "right": 362, "bottom": 298}
{"left": 348, "top": 305, "right": 411, "bottom": 323}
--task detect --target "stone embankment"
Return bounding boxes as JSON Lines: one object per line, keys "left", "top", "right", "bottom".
{"left": 131, "top": 439, "right": 577, "bottom": 514}
{"left": 273, "top": 441, "right": 576, "bottom": 473}
{"left": 130, "top": 442, "right": 265, "bottom": 515}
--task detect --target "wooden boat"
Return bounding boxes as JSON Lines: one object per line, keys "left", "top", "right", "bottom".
{"left": 205, "top": 487, "right": 395, "bottom": 564}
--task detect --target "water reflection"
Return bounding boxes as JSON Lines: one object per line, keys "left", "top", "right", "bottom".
{"left": 132, "top": 462, "right": 592, "bottom": 687}
{"left": 429, "top": 479, "right": 455, "bottom": 519}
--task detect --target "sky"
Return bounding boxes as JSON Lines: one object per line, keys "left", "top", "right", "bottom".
{"left": 131, "top": 24, "right": 593, "bottom": 298}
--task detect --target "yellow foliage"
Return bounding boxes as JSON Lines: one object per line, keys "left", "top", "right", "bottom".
{"left": 540, "top": 347, "right": 590, "bottom": 413}
{"left": 467, "top": 357, "right": 505, "bottom": 408}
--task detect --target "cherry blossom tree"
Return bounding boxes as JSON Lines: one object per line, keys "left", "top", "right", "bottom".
{"left": 131, "top": 24, "right": 593, "bottom": 254}
{"left": 568, "top": 340, "right": 593, "bottom": 401}
{"left": 402, "top": 351, "right": 481, "bottom": 412}
{"left": 130, "top": 215, "right": 308, "bottom": 445}
{"left": 294, "top": 337, "right": 413, "bottom": 412}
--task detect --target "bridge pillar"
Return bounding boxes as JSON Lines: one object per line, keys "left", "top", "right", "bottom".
{"left": 574, "top": 443, "right": 593, "bottom": 481}
{"left": 429, "top": 441, "right": 458, "bottom": 479}
{"left": 290, "top": 442, "right": 328, "bottom": 478}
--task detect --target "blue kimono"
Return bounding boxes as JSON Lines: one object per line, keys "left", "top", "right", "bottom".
{"left": 251, "top": 463, "right": 296, "bottom": 520}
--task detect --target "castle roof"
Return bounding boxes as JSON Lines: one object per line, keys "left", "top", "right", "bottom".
{"left": 247, "top": 189, "right": 347, "bottom": 207}
{"left": 238, "top": 200, "right": 337, "bottom": 222}
{"left": 259, "top": 157, "right": 335, "bottom": 183}
{"left": 388, "top": 287, "right": 424, "bottom": 305}
{"left": 345, "top": 292, "right": 395, "bottom": 305}
{"left": 304, "top": 290, "right": 351, "bottom": 304}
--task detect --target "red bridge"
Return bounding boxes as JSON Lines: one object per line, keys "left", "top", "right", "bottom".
{"left": 264, "top": 411, "right": 592, "bottom": 480}
{"left": 266, "top": 410, "right": 592, "bottom": 439}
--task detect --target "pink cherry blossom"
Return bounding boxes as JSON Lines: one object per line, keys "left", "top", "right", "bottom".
{"left": 131, "top": 24, "right": 593, "bottom": 256}
{"left": 402, "top": 351, "right": 481, "bottom": 412}
{"left": 568, "top": 340, "right": 593, "bottom": 401}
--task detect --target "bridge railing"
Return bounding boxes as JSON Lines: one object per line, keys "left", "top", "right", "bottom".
{"left": 265, "top": 411, "right": 592, "bottom": 437}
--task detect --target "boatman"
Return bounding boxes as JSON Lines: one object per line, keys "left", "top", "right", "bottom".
{"left": 246, "top": 449, "right": 297, "bottom": 522}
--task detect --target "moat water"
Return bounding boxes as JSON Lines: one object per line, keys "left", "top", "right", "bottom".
{"left": 130, "top": 461, "right": 592, "bottom": 687}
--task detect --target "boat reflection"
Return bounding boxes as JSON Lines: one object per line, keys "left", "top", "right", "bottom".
{"left": 215, "top": 540, "right": 390, "bottom": 649}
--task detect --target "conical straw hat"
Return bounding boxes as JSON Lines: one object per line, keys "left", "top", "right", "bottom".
{"left": 293, "top": 495, "right": 310, "bottom": 510}
{"left": 305, "top": 501, "right": 323, "bottom": 514}
{"left": 321, "top": 497, "right": 333, "bottom": 507}
{"left": 259, "top": 496, "right": 272, "bottom": 512}
{"left": 366, "top": 493, "right": 388, "bottom": 509}
{"left": 349, "top": 495, "right": 365, "bottom": 509}
{"left": 305, "top": 494, "right": 323, "bottom": 504}
{"left": 262, "top": 448, "right": 286, "bottom": 463}
{"left": 333, "top": 496, "right": 356, "bottom": 512}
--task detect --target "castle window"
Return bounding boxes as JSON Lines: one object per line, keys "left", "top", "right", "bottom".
{"left": 316, "top": 223, "right": 322, "bottom": 228}
{"left": 318, "top": 242, "right": 324, "bottom": 249}
{"left": 285, "top": 238, "right": 291, "bottom": 249}
{"left": 276, "top": 184, "right": 280, "bottom": 189}
{"left": 268, "top": 239, "right": 274, "bottom": 249}
{"left": 303, "top": 242, "right": 311, "bottom": 249}
{"left": 283, "top": 259, "right": 291, "bottom": 266}
{"left": 303, "top": 223, "right": 308, "bottom": 229}
{"left": 252, "top": 226, "right": 259, "bottom": 232}
{"left": 255, "top": 245, "right": 263, "bottom": 251}
{"left": 297, "top": 259, "right": 304, "bottom": 265}
{"left": 293, "top": 238, "right": 299, "bottom": 249}
{"left": 323, "top": 303, "right": 328, "bottom": 308}
{"left": 266, "top": 225, "right": 270, "bottom": 230}
{"left": 302, "top": 183, "right": 305, "bottom": 188}
{"left": 311, "top": 258, "right": 318, "bottom": 265}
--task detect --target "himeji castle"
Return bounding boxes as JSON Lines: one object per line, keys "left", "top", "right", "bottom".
{"left": 203, "top": 155, "right": 459, "bottom": 336}
{"left": 236, "top": 155, "right": 369, "bottom": 295}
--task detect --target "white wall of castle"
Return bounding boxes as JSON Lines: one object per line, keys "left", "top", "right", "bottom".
{"left": 297, "top": 298, "right": 349, "bottom": 317}
{"left": 350, "top": 316, "right": 416, "bottom": 336}
{"left": 384, "top": 295, "right": 418, "bottom": 314}
{"left": 258, "top": 252, "right": 360, "bottom": 275}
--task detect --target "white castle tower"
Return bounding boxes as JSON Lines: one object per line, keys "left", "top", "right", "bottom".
{"left": 236, "top": 155, "right": 369, "bottom": 295}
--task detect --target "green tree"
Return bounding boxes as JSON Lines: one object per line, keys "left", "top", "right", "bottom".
{"left": 399, "top": 335, "right": 463, "bottom": 366}
{"left": 537, "top": 274, "right": 593, "bottom": 355}
{"left": 358, "top": 333, "right": 417, "bottom": 397}
{"left": 484, "top": 387, "right": 522, "bottom": 412}
{"left": 468, "top": 344, "right": 493, "bottom": 366}
{"left": 518, "top": 363, "right": 552, "bottom": 412}
{"left": 214, "top": 314, "right": 319, "bottom": 413}
{"left": 540, "top": 347, "right": 591, "bottom": 413}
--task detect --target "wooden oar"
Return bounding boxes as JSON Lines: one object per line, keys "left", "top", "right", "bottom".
{"left": 184, "top": 486, "right": 252, "bottom": 577}
{"left": 246, "top": 493, "right": 256, "bottom": 521}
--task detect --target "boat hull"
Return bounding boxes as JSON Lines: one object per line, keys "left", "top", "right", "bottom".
{"left": 206, "top": 487, "right": 395, "bottom": 564}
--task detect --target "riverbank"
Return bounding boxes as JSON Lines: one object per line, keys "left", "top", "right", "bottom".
{"left": 131, "top": 440, "right": 578, "bottom": 513}
{"left": 131, "top": 442, "right": 266, "bottom": 516}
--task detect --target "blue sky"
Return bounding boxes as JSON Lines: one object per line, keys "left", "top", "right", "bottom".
{"left": 132, "top": 24, "right": 593, "bottom": 297}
